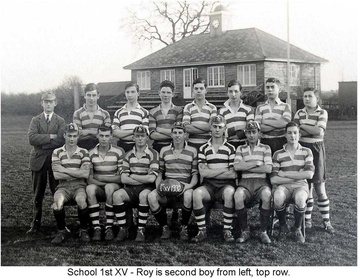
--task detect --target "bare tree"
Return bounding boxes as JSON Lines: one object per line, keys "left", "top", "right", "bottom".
{"left": 122, "top": 0, "right": 218, "bottom": 47}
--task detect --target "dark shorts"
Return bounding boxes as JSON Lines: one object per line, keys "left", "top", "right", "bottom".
{"left": 228, "top": 140, "right": 246, "bottom": 150}
{"left": 300, "top": 141, "right": 326, "bottom": 183}
{"left": 91, "top": 183, "right": 121, "bottom": 202}
{"left": 117, "top": 140, "right": 135, "bottom": 153}
{"left": 201, "top": 178, "right": 236, "bottom": 203}
{"left": 77, "top": 138, "right": 99, "bottom": 151}
{"left": 261, "top": 136, "right": 287, "bottom": 155}
{"left": 152, "top": 140, "right": 171, "bottom": 153}
{"left": 123, "top": 184, "right": 154, "bottom": 205}
{"left": 237, "top": 178, "right": 271, "bottom": 203}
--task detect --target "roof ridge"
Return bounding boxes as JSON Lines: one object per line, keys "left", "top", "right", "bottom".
{"left": 253, "top": 27, "right": 266, "bottom": 59}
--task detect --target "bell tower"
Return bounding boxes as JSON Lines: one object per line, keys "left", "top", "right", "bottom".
{"left": 209, "top": 4, "right": 232, "bottom": 37}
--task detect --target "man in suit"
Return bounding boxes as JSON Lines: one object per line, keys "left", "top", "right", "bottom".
{"left": 27, "top": 92, "right": 66, "bottom": 234}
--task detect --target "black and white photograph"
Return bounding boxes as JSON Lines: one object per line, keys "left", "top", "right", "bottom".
{"left": 1, "top": 0, "right": 357, "bottom": 276}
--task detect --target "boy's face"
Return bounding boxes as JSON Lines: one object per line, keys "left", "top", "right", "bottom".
{"left": 303, "top": 91, "right": 318, "bottom": 108}
{"left": 245, "top": 129, "right": 260, "bottom": 144}
{"left": 97, "top": 130, "right": 112, "bottom": 147}
{"left": 133, "top": 133, "right": 148, "bottom": 147}
{"left": 125, "top": 86, "right": 139, "bottom": 103}
{"left": 159, "top": 86, "right": 173, "bottom": 104}
{"left": 227, "top": 85, "right": 241, "bottom": 102}
{"left": 210, "top": 123, "right": 226, "bottom": 138}
{"left": 285, "top": 126, "right": 300, "bottom": 144}
{"left": 85, "top": 90, "right": 99, "bottom": 106}
{"left": 192, "top": 83, "right": 207, "bottom": 100}
{"left": 265, "top": 82, "right": 280, "bottom": 100}
{"left": 64, "top": 131, "right": 79, "bottom": 147}
{"left": 41, "top": 99, "right": 57, "bottom": 113}
{"left": 171, "top": 128, "right": 186, "bottom": 145}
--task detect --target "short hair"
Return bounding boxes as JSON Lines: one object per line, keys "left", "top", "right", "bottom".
{"left": 160, "top": 80, "right": 175, "bottom": 92}
{"left": 84, "top": 83, "right": 99, "bottom": 94}
{"left": 193, "top": 78, "right": 207, "bottom": 88}
{"left": 124, "top": 82, "right": 140, "bottom": 93}
{"left": 285, "top": 121, "right": 300, "bottom": 132}
{"left": 227, "top": 79, "right": 242, "bottom": 91}
{"left": 303, "top": 87, "right": 319, "bottom": 96}
{"left": 98, "top": 123, "right": 113, "bottom": 134}
{"left": 265, "top": 77, "right": 281, "bottom": 85}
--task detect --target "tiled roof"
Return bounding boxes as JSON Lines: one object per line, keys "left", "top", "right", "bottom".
{"left": 124, "top": 28, "right": 327, "bottom": 70}
{"left": 96, "top": 81, "right": 130, "bottom": 97}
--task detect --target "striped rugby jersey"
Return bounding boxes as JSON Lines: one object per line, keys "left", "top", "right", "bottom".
{"left": 73, "top": 105, "right": 111, "bottom": 134}
{"left": 198, "top": 139, "right": 236, "bottom": 171}
{"left": 294, "top": 105, "right": 328, "bottom": 143}
{"left": 159, "top": 143, "right": 198, "bottom": 183}
{"left": 219, "top": 100, "right": 254, "bottom": 142}
{"left": 234, "top": 141, "right": 272, "bottom": 179}
{"left": 52, "top": 146, "right": 90, "bottom": 181}
{"left": 271, "top": 143, "right": 315, "bottom": 184}
{"left": 112, "top": 103, "right": 149, "bottom": 139}
{"left": 122, "top": 145, "right": 159, "bottom": 177}
{"left": 255, "top": 99, "right": 291, "bottom": 138}
{"left": 149, "top": 104, "right": 183, "bottom": 138}
{"left": 89, "top": 144, "right": 125, "bottom": 177}
{"left": 183, "top": 100, "right": 217, "bottom": 145}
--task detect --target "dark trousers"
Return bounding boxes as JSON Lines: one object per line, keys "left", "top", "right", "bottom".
{"left": 30, "top": 156, "right": 58, "bottom": 228}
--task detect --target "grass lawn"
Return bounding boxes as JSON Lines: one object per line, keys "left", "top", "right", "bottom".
{"left": 1, "top": 115, "right": 357, "bottom": 267}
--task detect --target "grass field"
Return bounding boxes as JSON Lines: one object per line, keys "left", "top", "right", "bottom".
{"left": 1, "top": 115, "right": 357, "bottom": 266}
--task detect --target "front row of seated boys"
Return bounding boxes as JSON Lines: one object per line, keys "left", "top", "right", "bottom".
{"left": 50, "top": 116, "right": 314, "bottom": 245}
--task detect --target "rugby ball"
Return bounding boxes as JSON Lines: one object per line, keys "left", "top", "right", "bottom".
{"left": 158, "top": 179, "right": 185, "bottom": 197}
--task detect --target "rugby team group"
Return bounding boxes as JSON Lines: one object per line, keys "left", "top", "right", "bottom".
{"left": 26, "top": 77, "right": 335, "bottom": 246}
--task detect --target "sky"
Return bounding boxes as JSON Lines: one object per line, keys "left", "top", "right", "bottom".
{"left": 0, "top": 0, "right": 357, "bottom": 93}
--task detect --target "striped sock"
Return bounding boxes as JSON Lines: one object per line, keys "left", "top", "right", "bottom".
{"left": 223, "top": 206, "right": 235, "bottom": 231}
{"left": 193, "top": 207, "right": 206, "bottom": 231}
{"left": 138, "top": 205, "right": 149, "bottom": 228}
{"left": 88, "top": 204, "right": 101, "bottom": 229}
{"left": 113, "top": 203, "right": 126, "bottom": 228}
{"left": 317, "top": 198, "right": 330, "bottom": 222}
{"left": 305, "top": 198, "right": 314, "bottom": 221}
{"left": 105, "top": 204, "right": 114, "bottom": 229}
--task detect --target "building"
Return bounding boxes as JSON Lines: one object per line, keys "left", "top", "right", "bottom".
{"left": 112, "top": 4, "right": 327, "bottom": 113}
{"left": 338, "top": 81, "right": 357, "bottom": 118}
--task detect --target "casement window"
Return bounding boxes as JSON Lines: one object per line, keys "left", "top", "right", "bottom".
{"left": 137, "top": 71, "right": 151, "bottom": 90}
{"left": 160, "top": 69, "right": 175, "bottom": 83}
{"left": 237, "top": 64, "right": 256, "bottom": 86}
{"left": 207, "top": 66, "right": 225, "bottom": 87}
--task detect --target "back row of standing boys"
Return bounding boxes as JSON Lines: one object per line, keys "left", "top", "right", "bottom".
{"left": 27, "top": 77, "right": 334, "bottom": 245}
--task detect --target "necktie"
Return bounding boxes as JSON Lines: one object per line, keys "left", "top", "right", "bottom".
{"left": 46, "top": 114, "right": 50, "bottom": 124}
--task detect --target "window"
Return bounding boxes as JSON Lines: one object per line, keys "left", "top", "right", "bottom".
{"left": 160, "top": 69, "right": 175, "bottom": 83}
{"left": 237, "top": 64, "right": 256, "bottom": 86}
{"left": 290, "top": 64, "right": 300, "bottom": 86}
{"left": 207, "top": 66, "right": 225, "bottom": 87}
{"left": 137, "top": 71, "right": 151, "bottom": 90}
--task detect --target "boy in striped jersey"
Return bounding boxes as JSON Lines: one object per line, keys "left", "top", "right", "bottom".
{"left": 86, "top": 124, "right": 125, "bottom": 241}
{"left": 183, "top": 78, "right": 217, "bottom": 150}
{"left": 113, "top": 125, "right": 159, "bottom": 242}
{"left": 255, "top": 78, "right": 291, "bottom": 155}
{"left": 112, "top": 82, "right": 149, "bottom": 152}
{"left": 294, "top": 88, "right": 334, "bottom": 233}
{"left": 271, "top": 122, "right": 315, "bottom": 243}
{"left": 149, "top": 80, "right": 183, "bottom": 153}
{"left": 192, "top": 115, "right": 237, "bottom": 242}
{"left": 234, "top": 121, "right": 273, "bottom": 244}
{"left": 51, "top": 123, "right": 91, "bottom": 245}
{"left": 219, "top": 80, "right": 255, "bottom": 149}
{"left": 73, "top": 83, "right": 111, "bottom": 150}
{"left": 148, "top": 122, "right": 198, "bottom": 241}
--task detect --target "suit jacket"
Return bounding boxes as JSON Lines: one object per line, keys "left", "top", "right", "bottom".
{"left": 28, "top": 113, "right": 66, "bottom": 172}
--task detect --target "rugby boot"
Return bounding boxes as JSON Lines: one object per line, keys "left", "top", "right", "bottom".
{"left": 104, "top": 227, "right": 115, "bottom": 241}
{"left": 92, "top": 227, "right": 102, "bottom": 241}
{"left": 236, "top": 229, "right": 250, "bottom": 243}
{"left": 80, "top": 229, "right": 91, "bottom": 243}
{"left": 51, "top": 230, "right": 66, "bottom": 245}
{"left": 191, "top": 229, "right": 207, "bottom": 243}
{"left": 160, "top": 225, "right": 171, "bottom": 240}
{"left": 179, "top": 225, "right": 189, "bottom": 241}
{"left": 114, "top": 227, "right": 128, "bottom": 242}
{"left": 223, "top": 229, "right": 235, "bottom": 243}
{"left": 323, "top": 220, "right": 335, "bottom": 234}
{"left": 293, "top": 228, "right": 305, "bottom": 243}
{"left": 259, "top": 231, "right": 272, "bottom": 244}
{"left": 135, "top": 227, "right": 146, "bottom": 242}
